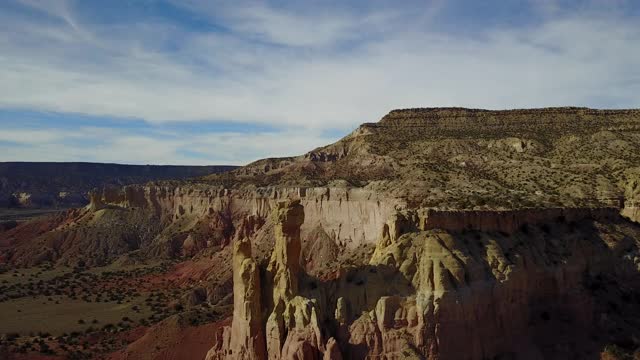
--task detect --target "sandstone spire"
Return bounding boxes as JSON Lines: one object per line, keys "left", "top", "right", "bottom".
{"left": 206, "top": 218, "right": 266, "bottom": 360}
{"left": 267, "top": 199, "right": 305, "bottom": 304}
{"left": 208, "top": 200, "right": 335, "bottom": 360}
{"left": 87, "top": 188, "right": 105, "bottom": 211}
{"left": 229, "top": 236, "right": 266, "bottom": 360}
{"left": 265, "top": 199, "right": 305, "bottom": 359}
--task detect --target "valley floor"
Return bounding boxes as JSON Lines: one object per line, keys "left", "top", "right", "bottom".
{"left": 0, "top": 260, "right": 229, "bottom": 359}
{"left": 0, "top": 208, "right": 72, "bottom": 222}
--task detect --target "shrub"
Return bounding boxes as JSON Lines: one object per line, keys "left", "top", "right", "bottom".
{"left": 602, "top": 344, "right": 627, "bottom": 360}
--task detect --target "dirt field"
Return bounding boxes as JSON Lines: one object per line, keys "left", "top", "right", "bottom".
{"left": 0, "top": 208, "right": 69, "bottom": 222}
{"left": 0, "top": 295, "right": 150, "bottom": 335}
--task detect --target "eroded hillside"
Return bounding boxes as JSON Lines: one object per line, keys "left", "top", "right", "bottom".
{"left": 208, "top": 107, "right": 640, "bottom": 210}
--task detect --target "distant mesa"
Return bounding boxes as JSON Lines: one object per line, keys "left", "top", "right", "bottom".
{"left": 0, "top": 162, "right": 237, "bottom": 210}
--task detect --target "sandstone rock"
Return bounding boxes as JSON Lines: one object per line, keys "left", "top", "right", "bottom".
{"left": 207, "top": 227, "right": 265, "bottom": 360}
{"left": 264, "top": 200, "right": 330, "bottom": 359}
{"left": 621, "top": 168, "right": 640, "bottom": 223}
{"left": 210, "top": 200, "right": 330, "bottom": 360}
{"left": 87, "top": 188, "right": 105, "bottom": 211}
{"left": 323, "top": 338, "right": 342, "bottom": 360}
{"left": 207, "top": 200, "right": 640, "bottom": 359}
{"left": 268, "top": 199, "right": 305, "bottom": 304}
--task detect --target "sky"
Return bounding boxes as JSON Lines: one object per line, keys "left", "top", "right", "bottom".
{"left": 0, "top": 0, "right": 639, "bottom": 165}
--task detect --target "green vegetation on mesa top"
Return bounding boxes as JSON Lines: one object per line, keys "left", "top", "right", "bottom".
{"left": 202, "top": 108, "right": 640, "bottom": 210}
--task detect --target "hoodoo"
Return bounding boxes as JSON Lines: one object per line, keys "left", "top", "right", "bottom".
{"left": 208, "top": 199, "right": 640, "bottom": 359}
{"left": 209, "top": 200, "right": 330, "bottom": 359}
{"left": 207, "top": 221, "right": 265, "bottom": 360}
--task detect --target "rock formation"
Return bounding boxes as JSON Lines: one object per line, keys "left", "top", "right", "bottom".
{"left": 208, "top": 200, "right": 640, "bottom": 359}
{"left": 208, "top": 200, "right": 332, "bottom": 360}
{"left": 5, "top": 108, "right": 640, "bottom": 359}
{"left": 7, "top": 107, "right": 640, "bottom": 267}
{"left": 264, "top": 200, "right": 328, "bottom": 360}
{"left": 207, "top": 220, "right": 265, "bottom": 360}
{"left": 621, "top": 168, "right": 640, "bottom": 223}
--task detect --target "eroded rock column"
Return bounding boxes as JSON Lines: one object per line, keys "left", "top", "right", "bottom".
{"left": 206, "top": 220, "right": 265, "bottom": 360}
{"left": 268, "top": 200, "right": 305, "bottom": 303}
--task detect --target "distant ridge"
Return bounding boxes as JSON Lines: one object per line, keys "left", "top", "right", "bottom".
{"left": 385, "top": 106, "right": 639, "bottom": 113}
{"left": 0, "top": 162, "right": 238, "bottom": 208}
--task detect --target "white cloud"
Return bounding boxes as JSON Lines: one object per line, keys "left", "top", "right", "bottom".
{"left": 2, "top": 1, "right": 640, "bottom": 130}
{"left": 0, "top": 125, "right": 337, "bottom": 165}
{"left": 0, "top": 129, "right": 65, "bottom": 144}
{"left": 193, "top": 2, "right": 407, "bottom": 48}
{"left": 0, "top": 0, "right": 639, "bottom": 164}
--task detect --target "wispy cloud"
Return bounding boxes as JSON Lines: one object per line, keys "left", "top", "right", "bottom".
{"left": 0, "top": 0, "right": 639, "bottom": 164}
{"left": 0, "top": 123, "right": 337, "bottom": 165}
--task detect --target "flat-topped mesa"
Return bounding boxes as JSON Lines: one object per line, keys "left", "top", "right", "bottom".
{"left": 369, "top": 107, "right": 640, "bottom": 133}
{"left": 385, "top": 106, "right": 640, "bottom": 115}
{"left": 382, "top": 106, "right": 640, "bottom": 120}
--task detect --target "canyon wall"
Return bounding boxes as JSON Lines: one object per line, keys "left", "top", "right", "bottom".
{"left": 207, "top": 199, "right": 640, "bottom": 360}
{"left": 418, "top": 207, "right": 620, "bottom": 234}
{"left": 89, "top": 184, "right": 401, "bottom": 250}
{"left": 4, "top": 181, "right": 627, "bottom": 268}
{"left": 89, "top": 184, "right": 624, "bottom": 247}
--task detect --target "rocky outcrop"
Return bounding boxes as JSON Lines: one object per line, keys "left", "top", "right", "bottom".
{"left": 621, "top": 168, "right": 640, "bottom": 223}
{"left": 207, "top": 220, "right": 265, "bottom": 360}
{"left": 372, "top": 207, "right": 619, "bottom": 261}
{"left": 85, "top": 181, "right": 622, "bottom": 254}
{"left": 2, "top": 183, "right": 401, "bottom": 267}
{"left": 418, "top": 207, "right": 619, "bottom": 234}
{"left": 209, "top": 200, "right": 334, "bottom": 360}
{"left": 87, "top": 189, "right": 105, "bottom": 211}
{"left": 209, "top": 201, "right": 640, "bottom": 359}
{"left": 6, "top": 182, "right": 624, "bottom": 267}
{"left": 264, "top": 200, "right": 328, "bottom": 360}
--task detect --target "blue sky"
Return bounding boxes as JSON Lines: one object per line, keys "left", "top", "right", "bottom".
{"left": 1, "top": 0, "right": 639, "bottom": 165}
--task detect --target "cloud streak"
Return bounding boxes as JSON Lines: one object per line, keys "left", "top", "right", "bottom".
{"left": 0, "top": 0, "right": 639, "bottom": 164}
{"left": 0, "top": 123, "right": 337, "bottom": 165}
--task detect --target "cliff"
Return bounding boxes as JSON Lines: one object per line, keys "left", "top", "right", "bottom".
{"left": 207, "top": 200, "right": 640, "bottom": 359}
